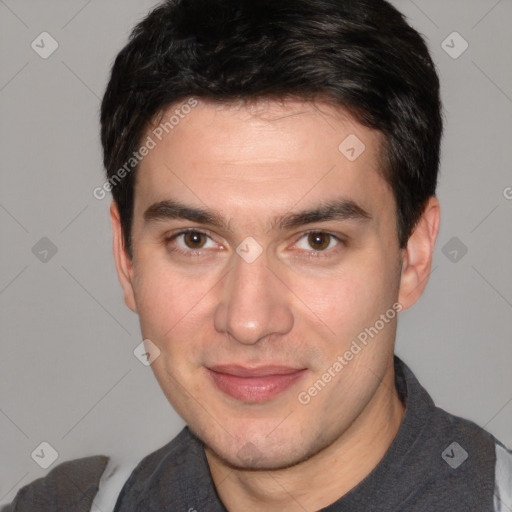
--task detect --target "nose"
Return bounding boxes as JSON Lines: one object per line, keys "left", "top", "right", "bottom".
{"left": 213, "top": 248, "right": 294, "bottom": 345}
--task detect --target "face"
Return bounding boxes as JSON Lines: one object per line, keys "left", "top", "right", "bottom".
{"left": 113, "top": 98, "right": 411, "bottom": 470}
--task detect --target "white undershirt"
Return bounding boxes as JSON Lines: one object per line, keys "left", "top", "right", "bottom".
{"left": 493, "top": 441, "right": 512, "bottom": 512}
{"left": 90, "top": 458, "right": 140, "bottom": 512}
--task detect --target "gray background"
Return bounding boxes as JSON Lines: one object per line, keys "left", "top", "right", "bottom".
{"left": 1, "top": 0, "right": 511, "bottom": 504}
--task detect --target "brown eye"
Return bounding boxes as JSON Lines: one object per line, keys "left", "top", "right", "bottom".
{"left": 307, "top": 232, "right": 331, "bottom": 251}
{"left": 183, "top": 231, "right": 207, "bottom": 249}
{"left": 165, "top": 229, "right": 220, "bottom": 257}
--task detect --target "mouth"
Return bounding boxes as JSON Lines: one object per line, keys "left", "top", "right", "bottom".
{"left": 205, "top": 365, "right": 308, "bottom": 403}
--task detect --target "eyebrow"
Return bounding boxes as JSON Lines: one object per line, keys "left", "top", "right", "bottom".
{"left": 274, "top": 198, "right": 371, "bottom": 230}
{"left": 143, "top": 197, "right": 372, "bottom": 231}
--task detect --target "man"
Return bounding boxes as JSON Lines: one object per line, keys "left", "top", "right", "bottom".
{"left": 4, "top": 0, "right": 511, "bottom": 510}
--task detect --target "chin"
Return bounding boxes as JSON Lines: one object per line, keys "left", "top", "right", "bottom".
{"left": 197, "top": 422, "right": 317, "bottom": 470}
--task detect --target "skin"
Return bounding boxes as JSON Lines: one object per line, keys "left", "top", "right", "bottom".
{"left": 111, "top": 98, "right": 440, "bottom": 511}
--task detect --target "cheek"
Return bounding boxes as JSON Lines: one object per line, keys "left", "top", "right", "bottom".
{"left": 291, "top": 252, "right": 398, "bottom": 347}
{"left": 132, "top": 257, "right": 203, "bottom": 338}
{"left": 131, "top": 253, "right": 223, "bottom": 369}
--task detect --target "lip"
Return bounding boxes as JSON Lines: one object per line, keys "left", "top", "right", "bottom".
{"left": 206, "top": 365, "right": 307, "bottom": 402}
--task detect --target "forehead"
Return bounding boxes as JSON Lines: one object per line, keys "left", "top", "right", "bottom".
{"left": 134, "top": 98, "right": 392, "bottom": 227}
{"left": 147, "top": 98, "right": 381, "bottom": 165}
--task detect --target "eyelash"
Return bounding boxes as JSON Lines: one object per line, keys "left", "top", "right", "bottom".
{"left": 164, "top": 228, "right": 219, "bottom": 258}
{"left": 294, "top": 231, "right": 346, "bottom": 259}
{"left": 164, "top": 228, "right": 347, "bottom": 259}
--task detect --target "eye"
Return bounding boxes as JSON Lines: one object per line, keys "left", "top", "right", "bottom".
{"left": 294, "top": 231, "right": 342, "bottom": 253}
{"left": 165, "top": 229, "right": 219, "bottom": 255}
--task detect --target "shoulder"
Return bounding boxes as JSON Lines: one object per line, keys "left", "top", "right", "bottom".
{"left": 1, "top": 454, "right": 109, "bottom": 512}
{"left": 1, "top": 429, "right": 197, "bottom": 512}
{"left": 430, "top": 403, "right": 498, "bottom": 456}
{"left": 415, "top": 403, "right": 511, "bottom": 510}
{"left": 394, "top": 357, "right": 509, "bottom": 509}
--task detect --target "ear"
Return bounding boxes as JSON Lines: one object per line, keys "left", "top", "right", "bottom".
{"left": 110, "top": 201, "right": 138, "bottom": 313}
{"left": 398, "top": 196, "right": 440, "bottom": 310}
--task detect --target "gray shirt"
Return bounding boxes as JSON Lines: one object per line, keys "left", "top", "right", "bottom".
{"left": 3, "top": 356, "right": 512, "bottom": 511}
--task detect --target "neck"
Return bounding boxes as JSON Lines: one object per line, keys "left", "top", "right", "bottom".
{"left": 205, "top": 363, "right": 406, "bottom": 512}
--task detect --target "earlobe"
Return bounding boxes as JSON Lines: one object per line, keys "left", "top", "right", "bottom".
{"left": 110, "top": 201, "right": 138, "bottom": 313}
{"left": 398, "top": 197, "right": 440, "bottom": 310}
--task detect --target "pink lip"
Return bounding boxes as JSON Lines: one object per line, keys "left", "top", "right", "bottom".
{"left": 206, "top": 365, "right": 307, "bottom": 402}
